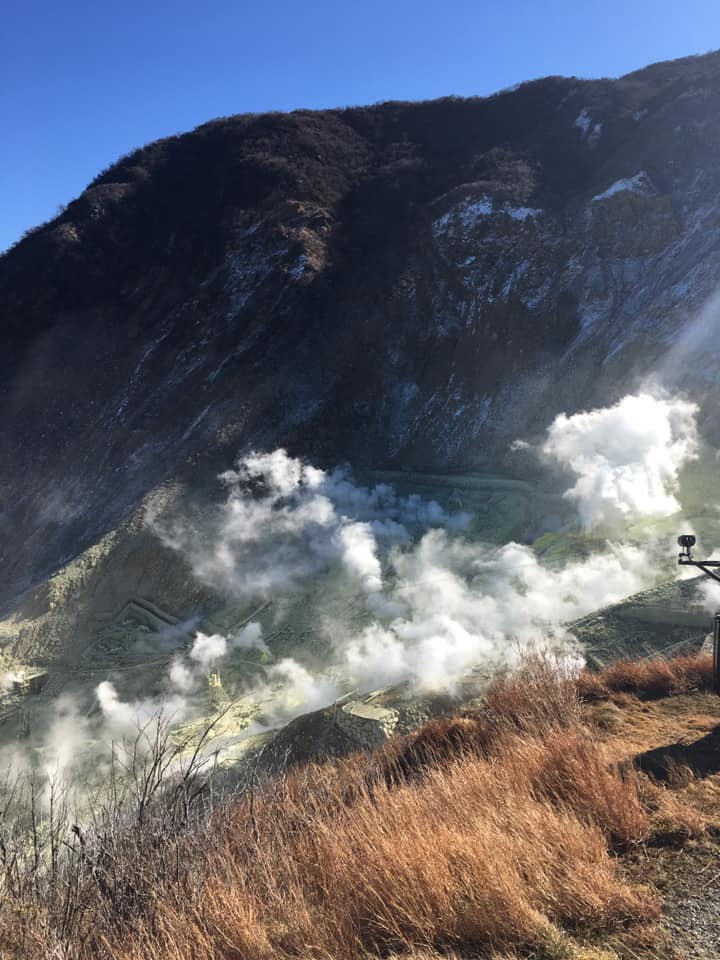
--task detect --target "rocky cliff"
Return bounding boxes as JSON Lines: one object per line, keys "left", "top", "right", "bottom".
{"left": 4, "top": 50, "right": 720, "bottom": 608}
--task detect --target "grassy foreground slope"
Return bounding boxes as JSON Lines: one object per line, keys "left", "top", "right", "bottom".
{"left": 2, "top": 655, "right": 719, "bottom": 960}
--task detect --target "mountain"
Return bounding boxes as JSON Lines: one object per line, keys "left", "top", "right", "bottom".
{"left": 3, "top": 50, "right": 720, "bottom": 661}
{"left": 5, "top": 52, "right": 720, "bottom": 959}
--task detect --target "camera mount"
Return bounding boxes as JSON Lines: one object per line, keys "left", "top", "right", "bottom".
{"left": 677, "top": 534, "right": 720, "bottom": 584}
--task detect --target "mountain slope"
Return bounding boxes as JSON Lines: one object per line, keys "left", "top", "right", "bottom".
{"left": 4, "top": 51, "right": 720, "bottom": 605}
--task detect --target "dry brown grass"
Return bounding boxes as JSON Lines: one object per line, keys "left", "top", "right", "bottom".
{"left": 88, "top": 660, "right": 666, "bottom": 960}
{"left": 105, "top": 732, "right": 657, "bottom": 960}
{"left": 2, "top": 654, "right": 715, "bottom": 959}
{"left": 576, "top": 653, "right": 714, "bottom": 702}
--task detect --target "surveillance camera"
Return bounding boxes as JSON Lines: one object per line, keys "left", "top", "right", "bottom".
{"left": 677, "top": 535, "right": 696, "bottom": 549}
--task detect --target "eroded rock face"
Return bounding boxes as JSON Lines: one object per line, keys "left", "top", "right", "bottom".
{"left": 5, "top": 52, "right": 720, "bottom": 604}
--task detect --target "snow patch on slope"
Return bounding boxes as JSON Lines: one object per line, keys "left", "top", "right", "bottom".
{"left": 433, "top": 196, "right": 541, "bottom": 238}
{"left": 432, "top": 197, "right": 493, "bottom": 237}
{"left": 505, "top": 205, "right": 542, "bottom": 222}
{"left": 575, "top": 109, "right": 591, "bottom": 136}
{"left": 288, "top": 254, "right": 309, "bottom": 280}
{"left": 592, "top": 172, "right": 655, "bottom": 203}
{"left": 574, "top": 109, "right": 603, "bottom": 144}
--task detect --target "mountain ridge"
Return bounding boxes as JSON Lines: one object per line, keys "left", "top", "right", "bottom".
{"left": 4, "top": 49, "right": 720, "bottom": 604}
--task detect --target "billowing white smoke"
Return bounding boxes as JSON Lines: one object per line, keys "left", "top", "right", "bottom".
{"left": 542, "top": 393, "right": 698, "bottom": 530}
{"left": 144, "top": 440, "right": 669, "bottom": 717}
{"left": 168, "top": 658, "right": 196, "bottom": 694}
{"left": 188, "top": 633, "right": 228, "bottom": 669}
{"left": 95, "top": 680, "right": 189, "bottom": 735}
{"left": 142, "top": 456, "right": 471, "bottom": 721}
{"left": 155, "top": 526, "right": 649, "bottom": 712}
{"left": 95, "top": 681, "right": 148, "bottom": 733}
{"left": 108, "top": 393, "right": 699, "bottom": 731}
{"left": 152, "top": 450, "right": 467, "bottom": 598}
{"left": 153, "top": 450, "right": 468, "bottom": 601}
{"left": 339, "top": 533, "right": 648, "bottom": 691}
{"left": 168, "top": 622, "right": 267, "bottom": 689}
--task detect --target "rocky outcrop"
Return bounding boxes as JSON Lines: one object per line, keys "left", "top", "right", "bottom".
{"left": 570, "top": 576, "right": 713, "bottom": 667}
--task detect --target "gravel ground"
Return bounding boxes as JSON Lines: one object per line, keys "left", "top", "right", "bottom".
{"left": 658, "top": 845, "right": 720, "bottom": 959}
{"left": 624, "top": 841, "right": 720, "bottom": 959}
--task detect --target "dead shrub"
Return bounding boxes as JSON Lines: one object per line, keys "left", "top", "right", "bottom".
{"left": 639, "top": 776, "right": 708, "bottom": 841}
{"left": 575, "top": 670, "right": 610, "bottom": 703}
{"left": 578, "top": 653, "right": 713, "bottom": 702}
{"left": 484, "top": 656, "right": 583, "bottom": 732}
{"left": 668, "top": 652, "right": 714, "bottom": 693}
{"left": 382, "top": 656, "right": 585, "bottom": 790}
{"left": 603, "top": 659, "right": 676, "bottom": 698}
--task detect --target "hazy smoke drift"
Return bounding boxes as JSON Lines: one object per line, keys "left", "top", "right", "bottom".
{"left": 542, "top": 393, "right": 698, "bottom": 530}
{"left": 339, "top": 534, "right": 649, "bottom": 692}
{"left": 659, "top": 286, "right": 720, "bottom": 391}
{"left": 154, "top": 450, "right": 469, "bottom": 602}
{"left": 150, "top": 394, "right": 697, "bottom": 711}
{"left": 188, "top": 623, "right": 266, "bottom": 671}
{"left": 101, "top": 387, "right": 700, "bottom": 743}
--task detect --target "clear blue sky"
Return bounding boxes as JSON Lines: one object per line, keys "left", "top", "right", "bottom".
{"left": 2, "top": 0, "right": 719, "bottom": 253}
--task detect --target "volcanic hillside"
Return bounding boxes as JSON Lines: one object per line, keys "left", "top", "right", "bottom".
{"left": 5, "top": 51, "right": 720, "bottom": 604}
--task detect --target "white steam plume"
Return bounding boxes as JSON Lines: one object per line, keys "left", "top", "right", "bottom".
{"left": 189, "top": 633, "right": 228, "bottom": 669}
{"left": 0, "top": 671, "right": 26, "bottom": 694}
{"left": 261, "top": 658, "right": 341, "bottom": 719}
{"left": 150, "top": 450, "right": 469, "bottom": 602}
{"left": 542, "top": 393, "right": 698, "bottom": 530}
{"left": 126, "top": 394, "right": 700, "bottom": 732}
{"left": 168, "top": 657, "right": 197, "bottom": 693}
{"left": 150, "top": 444, "right": 665, "bottom": 710}
{"left": 185, "top": 622, "right": 267, "bottom": 671}
{"left": 95, "top": 681, "right": 189, "bottom": 735}
{"left": 39, "top": 695, "right": 91, "bottom": 783}
{"left": 699, "top": 579, "right": 720, "bottom": 613}
{"left": 159, "top": 525, "right": 651, "bottom": 711}
{"left": 339, "top": 532, "right": 649, "bottom": 692}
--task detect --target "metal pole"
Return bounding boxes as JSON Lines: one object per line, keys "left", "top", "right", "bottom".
{"left": 677, "top": 537, "right": 720, "bottom": 696}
